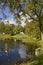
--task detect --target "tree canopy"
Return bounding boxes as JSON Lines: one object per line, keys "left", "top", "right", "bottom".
{"left": 24, "top": 21, "right": 40, "bottom": 39}
{"left": 0, "top": 0, "right": 43, "bottom": 40}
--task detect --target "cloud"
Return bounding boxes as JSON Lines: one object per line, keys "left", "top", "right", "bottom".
{"left": 9, "top": 18, "right": 16, "bottom": 24}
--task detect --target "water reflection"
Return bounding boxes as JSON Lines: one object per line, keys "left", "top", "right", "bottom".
{"left": 0, "top": 39, "right": 27, "bottom": 65}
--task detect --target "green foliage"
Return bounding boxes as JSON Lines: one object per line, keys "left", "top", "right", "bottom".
{"left": 38, "top": 41, "right": 43, "bottom": 47}
{"left": 21, "top": 54, "right": 43, "bottom": 65}
{"left": 0, "top": 0, "right": 43, "bottom": 40}
{"left": 0, "top": 22, "right": 24, "bottom": 35}
{"left": 24, "top": 0, "right": 43, "bottom": 40}
{"left": 0, "top": 22, "right": 5, "bottom": 33}
{"left": 4, "top": 24, "right": 14, "bottom": 35}
{"left": 13, "top": 25, "right": 23, "bottom": 34}
{"left": 0, "top": 34, "right": 12, "bottom": 40}
{"left": 31, "top": 54, "right": 43, "bottom": 65}
{"left": 24, "top": 21, "right": 40, "bottom": 40}
{"left": 36, "top": 54, "right": 43, "bottom": 65}
{"left": 4, "top": 24, "right": 10, "bottom": 34}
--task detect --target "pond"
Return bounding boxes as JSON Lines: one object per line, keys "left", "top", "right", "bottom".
{"left": 0, "top": 39, "right": 27, "bottom": 65}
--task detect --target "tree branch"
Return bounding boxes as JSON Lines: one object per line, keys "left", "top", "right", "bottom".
{"left": 27, "top": 13, "right": 38, "bottom": 21}
{"left": 39, "top": 9, "right": 42, "bottom": 17}
{"left": 33, "top": 9, "right": 39, "bottom": 17}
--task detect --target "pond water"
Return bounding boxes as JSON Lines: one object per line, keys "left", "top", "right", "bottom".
{"left": 0, "top": 39, "right": 27, "bottom": 65}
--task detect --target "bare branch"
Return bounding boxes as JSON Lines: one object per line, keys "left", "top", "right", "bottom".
{"left": 27, "top": 13, "right": 38, "bottom": 21}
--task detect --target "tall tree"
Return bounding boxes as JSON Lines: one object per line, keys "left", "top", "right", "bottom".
{"left": 0, "top": 0, "right": 43, "bottom": 40}
{"left": 24, "top": 0, "right": 43, "bottom": 40}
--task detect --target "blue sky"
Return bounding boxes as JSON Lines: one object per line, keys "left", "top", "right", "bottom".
{"left": 0, "top": 6, "right": 32, "bottom": 27}
{"left": 0, "top": 1, "right": 26, "bottom": 24}
{"left": 0, "top": 7, "right": 16, "bottom": 24}
{"left": 0, "top": 7, "right": 26, "bottom": 26}
{"left": 0, "top": 1, "right": 27, "bottom": 26}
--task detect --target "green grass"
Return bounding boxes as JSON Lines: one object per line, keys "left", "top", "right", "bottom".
{"left": 13, "top": 34, "right": 29, "bottom": 39}
{"left": 13, "top": 34, "right": 37, "bottom": 41}
{"left": 0, "top": 34, "right": 12, "bottom": 40}
{"left": 0, "top": 34, "right": 38, "bottom": 40}
{"left": 0, "top": 34, "right": 43, "bottom": 47}
{"left": 12, "top": 34, "right": 39, "bottom": 45}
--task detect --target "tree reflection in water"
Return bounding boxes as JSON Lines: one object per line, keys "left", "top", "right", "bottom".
{"left": 0, "top": 39, "right": 27, "bottom": 65}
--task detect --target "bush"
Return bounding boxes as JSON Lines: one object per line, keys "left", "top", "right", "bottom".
{"left": 24, "top": 40, "right": 40, "bottom": 55}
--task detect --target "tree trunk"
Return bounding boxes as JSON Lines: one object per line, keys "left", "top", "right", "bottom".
{"left": 41, "top": 32, "right": 43, "bottom": 41}
{"left": 38, "top": 17, "right": 42, "bottom": 40}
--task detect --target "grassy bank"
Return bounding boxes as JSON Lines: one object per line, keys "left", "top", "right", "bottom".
{"left": 0, "top": 34, "right": 12, "bottom": 40}
{"left": 13, "top": 34, "right": 36, "bottom": 40}
{"left": 0, "top": 34, "right": 37, "bottom": 41}
{"left": 0, "top": 34, "right": 43, "bottom": 47}
{"left": 13, "top": 34, "right": 38, "bottom": 43}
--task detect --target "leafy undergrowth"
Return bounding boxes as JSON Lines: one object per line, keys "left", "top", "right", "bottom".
{"left": 15, "top": 60, "right": 38, "bottom": 65}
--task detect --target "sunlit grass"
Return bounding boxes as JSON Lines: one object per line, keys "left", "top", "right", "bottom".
{"left": 0, "top": 34, "right": 12, "bottom": 39}
{"left": 0, "top": 34, "right": 43, "bottom": 47}
{"left": 13, "top": 34, "right": 37, "bottom": 41}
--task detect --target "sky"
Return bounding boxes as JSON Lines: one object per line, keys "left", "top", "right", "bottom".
{"left": 0, "top": 6, "right": 26, "bottom": 26}
{"left": 0, "top": 2, "right": 31, "bottom": 27}
{"left": 0, "top": 1, "right": 27, "bottom": 26}
{"left": 0, "top": 7, "right": 16, "bottom": 24}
